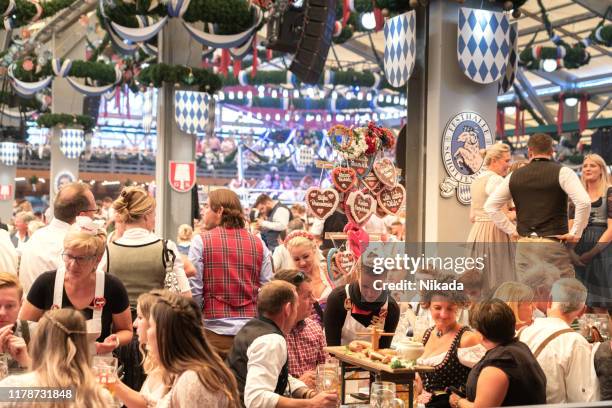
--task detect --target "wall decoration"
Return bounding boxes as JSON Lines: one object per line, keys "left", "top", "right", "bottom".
{"left": 345, "top": 190, "right": 376, "bottom": 225}
{"left": 59, "top": 128, "right": 85, "bottom": 159}
{"left": 377, "top": 184, "right": 405, "bottom": 216}
{"left": 498, "top": 22, "right": 517, "bottom": 95}
{"left": 0, "top": 141, "right": 18, "bottom": 165}
{"left": 457, "top": 7, "right": 510, "bottom": 84}
{"left": 439, "top": 112, "right": 493, "bottom": 205}
{"left": 174, "top": 90, "right": 214, "bottom": 135}
{"left": 383, "top": 10, "right": 415, "bottom": 88}
{"left": 305, "top": 187, "right": 340, "bottom": 220}
{"left": 55, "top": 170, "right": 75, "bottom": 192}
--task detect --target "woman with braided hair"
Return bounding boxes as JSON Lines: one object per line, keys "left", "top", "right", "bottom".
{"left": 147, "top": 292, "right": 241, "bottom": 408}
{"left": 0, "top": 309, "right": 114, "bottom": 407}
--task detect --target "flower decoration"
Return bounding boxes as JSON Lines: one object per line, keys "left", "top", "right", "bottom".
{"left": 331, "top": 121, "right": 396, "bottom": 160}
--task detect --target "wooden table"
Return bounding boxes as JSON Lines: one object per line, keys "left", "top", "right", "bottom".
{"left": 325, "top": 346, "right": 434, "bottom": 408}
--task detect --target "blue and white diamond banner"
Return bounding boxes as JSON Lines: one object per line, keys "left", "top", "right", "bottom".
{"left": 384, "top": 11, "right": 416, "bottom": 88}
{"left": 174, "top": 90, "right": 213, "bottom": 135}
{"left": 457, "top": 8, "right": 510, "bottom": 84}
{"left": 59, "top": 129, "right": 85, "bottom": 160}
{"left": 499, "top": 22, "right": 517, "bottom": 94}
{"left": 0, "top": 142, "right": 18, "bottom": 166}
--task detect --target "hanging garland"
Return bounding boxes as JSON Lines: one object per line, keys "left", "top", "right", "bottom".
{"left": 0, "top": 0, "right": 76, "bottom": 29}
{"left": 36, "top": 113, "right": 95, "bottom": 132}
{"left": 518, "top": 0, "right": 608, "bottom": 71}
{"left": 137, "top": 63, "right": 222, "bottom": 93}
{"left": 0, "top": 91, "right": 41, "bottom": 110}
{"left": 11, "top": 58, "right": 118, "bottom": 85}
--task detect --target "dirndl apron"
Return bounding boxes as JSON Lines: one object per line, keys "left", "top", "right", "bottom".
{"left": 340, "top": 285, "right": 388, "bottom": 345}
{"left": 52, "top": 265, "right": 105, "bottom": 356}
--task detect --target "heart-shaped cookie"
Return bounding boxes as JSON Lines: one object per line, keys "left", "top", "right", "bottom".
{"left": 377, "top": 184, "right": 406, "bottom": 216}
{"left": 373, "top": 158, "right": 397, "bottom": 188}
{"left": 305, "top": 187, "right": 339, "bottom": 220}
{"left": 331, "top": 167, "right": 357, "bottom": 193}
{"left": 361, "top": 171, "right": 381, "bottom": 192}
{"left": 335, "top": 250, "right": 356, "bottom": 276}
{"left": 350, "top": 156, "right": 374, "bottom": 179}
{"left": 345, "top": 190, "right": 376, "bottom": 225}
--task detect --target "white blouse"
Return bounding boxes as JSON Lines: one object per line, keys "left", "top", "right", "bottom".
{"left": 417, "top": 344, "right": 486, "bottom": 368}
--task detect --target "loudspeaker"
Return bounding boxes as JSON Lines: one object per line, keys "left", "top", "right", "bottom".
{"left": 290, "top": 0, "right": 337, "bottom": 84}
{"left": 264, "top": 5, "right": 304, "bottom": 53}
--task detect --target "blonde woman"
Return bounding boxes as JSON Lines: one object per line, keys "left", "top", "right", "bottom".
{"left": 285, "top": 230, "right": 335, "bottom": 313}
{"left": 0, "top": 309, "right": 114, "bottom": 408}
{"left": 20, "top": 220, "right": 133, "bottom": 355}
{"left": 493, "top": 282, "right": 535, "bottom": 331}
{"left": 114, "top": 291, "right": 167, "bottom": 408}
{"left": 148, "top": 292, "right": 241, "bottom": 408}
{"left": 467, "top": 142, "right": 515, "bottom": 291}
{"left": 569, "top": 153, "right": 612, "bottom": 313}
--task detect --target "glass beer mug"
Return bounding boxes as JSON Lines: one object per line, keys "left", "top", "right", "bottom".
{"left": 370, "top": 381, "right": 404, "bottom": 408}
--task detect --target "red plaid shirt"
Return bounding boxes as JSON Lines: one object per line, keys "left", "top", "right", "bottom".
{"left": 200, "top": 227, "right": 264, "bottom": 319}
{"left": 286, "top": 317, "right": 328, "bottom": 377}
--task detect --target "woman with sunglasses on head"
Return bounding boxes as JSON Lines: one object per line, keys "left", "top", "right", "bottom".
{"left": 19, "top": 220, "right": 132, "bottom": 356}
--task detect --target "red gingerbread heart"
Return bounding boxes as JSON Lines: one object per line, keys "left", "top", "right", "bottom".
{"left": 331, "top": 167, "right": 357, "bottom": 193}
{"left": 305, "top": 187, "right": 339, "bottom": 220}
{"left": 335, "top": 250, "right": 356, "bottom": 276}
{"left": 373, "top": 158, "right": 397, "bottom": 188}
{"left": 377, "top": 184, "right": 406, "bottom": 216}
{"left": 345, "top": 190, "right": 376, "bottom": 225}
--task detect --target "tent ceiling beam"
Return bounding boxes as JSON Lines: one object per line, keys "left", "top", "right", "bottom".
{"left": 516, "top": 68, "right": 557, "bottom": 125}
{"left": 572, "top": 1, "right": 611, "bottom": 18}
{"left": 590, "top": 96, "right": 611, "bottom": 120}
{"left": 519, "top": 12, "right": 596, "bottom": 36}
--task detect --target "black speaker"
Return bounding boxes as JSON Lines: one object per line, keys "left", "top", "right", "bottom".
{"left": 290, "top": 0, "right": 337, "bottom": 84}
{"left": 264, "top": 5, "right": 305, "bottom": 53}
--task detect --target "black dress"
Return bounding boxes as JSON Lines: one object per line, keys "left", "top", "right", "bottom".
{"left": 570, "top": 187, "right": 612, "bottom": 309}
{"left": 466, "top": 339, "right": 546, "bottom": 406}
{"left": 421, "top": 326, "right": 472, "bottom": 408}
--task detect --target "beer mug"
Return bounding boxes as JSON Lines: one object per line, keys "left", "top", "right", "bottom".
{"left": 0, "top": 354, "right": 9, "bottom": 380}
{"left": 93, "top": 356, "right": 118, "bottom": 395}
{"left": 315, "top": 362, "right": 339, "bottom": 393}
{"left": 412, "top": 316, "right": 429, "bottom": 343}
{"left": 370, "top": 381, "right": 404, "bottom": 408}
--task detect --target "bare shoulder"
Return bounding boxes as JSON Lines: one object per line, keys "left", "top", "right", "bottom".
{"left": 459, "top": 329, "right": 482, "bottom": 348}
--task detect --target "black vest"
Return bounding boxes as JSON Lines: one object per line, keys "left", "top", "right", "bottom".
{"left": 509, "top": 158, "right": 568, "bottom": 236}
{"left": 226, "top": 316, "right": 289, "bottom": 407}
{"left": 261, "top": 202, "right": 291, "bottom": 251}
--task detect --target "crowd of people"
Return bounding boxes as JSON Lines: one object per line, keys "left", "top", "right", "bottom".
{"left": 0, "top": 131, "right": 609, "bottom": 407}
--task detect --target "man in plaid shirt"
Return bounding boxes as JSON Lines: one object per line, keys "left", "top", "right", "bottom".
{"left": 274, "top": 269, "right": 328, "bottom": 388}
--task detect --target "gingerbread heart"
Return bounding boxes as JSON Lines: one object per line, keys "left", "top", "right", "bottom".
{"left": 350, "top": 156, "right": 374, "bottom": 179}
{"left": 305, "top": 187, "right": 339, "bottom": 220}
{"left": 335, "top": 250, "right": 356, "bottom": 276}
{"left": 331, "top": 167, "right": 357, "bottom": 193}
{"left": 377, "top": 184, "right": 406, "bottom": 216}
{"left": 373, "top": 158, "right": 397, "bottom": 188}
{"left": 346, "top": 190, "right": 376, "bottom": 225}
{"left": 361, "top": 171, "right": 381, "bottom": 192}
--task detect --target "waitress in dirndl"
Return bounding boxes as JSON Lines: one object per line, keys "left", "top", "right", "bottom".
{"left": 323, "top": 264, "right": 401, "bottom": 349}
{"left": 19, "top": 221, "right": 132, "bottom": 355}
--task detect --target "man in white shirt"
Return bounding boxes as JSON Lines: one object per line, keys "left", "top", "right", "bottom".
{"left": 485, "top": 133, "right": 590, "bottom": 279}
{"left": 18, "top": 182, "right": 97, "bottom": 295}
{"left": 0, "top": 229, "right": 17, "bottom": 275}
{"left": 227, "top": 280, "right": 337, "bottom": 408}
{"left": 254, "top": 194, "right": 291, "bottom": 252}
{"left": 519, "top": 278, "right": 599, "bottom": 403}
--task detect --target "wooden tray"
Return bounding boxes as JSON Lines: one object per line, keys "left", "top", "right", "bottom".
{"left": 325, "top": 346, "right": 435, "bottom": 375}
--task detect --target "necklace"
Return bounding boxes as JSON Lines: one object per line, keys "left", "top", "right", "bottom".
{"left": 435, "top": 323, "right": 457, "bottom": 338}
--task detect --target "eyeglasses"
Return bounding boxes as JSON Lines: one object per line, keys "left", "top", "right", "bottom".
{"left": 62, "top": 252, "right": 97, "bottom": 264}
{"left": 84, "top": 207, "right": 99, "bottom": 213}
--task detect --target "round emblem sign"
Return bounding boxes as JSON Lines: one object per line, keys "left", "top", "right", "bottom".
{"left": 440, "top": 112, "right": 493, "bottom": 205}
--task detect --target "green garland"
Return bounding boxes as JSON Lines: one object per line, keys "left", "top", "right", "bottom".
{"left": 36, "top": 113, "right": 95, "bottom": 132}
{"left": 222, "top": 68, "right": 401, "bottom": 91}
{"left": 0, "top": 0, "right": 76, "bottom": 28}
{"left": 12, "top": 59, "right": 117, "bottom": 85}
{"left": 137, "top": 63, "right": 222, "bottom": 93}
{"left": 589, "top": 24, "right": 612, "bottom": 47}
{"left": 0, "top": 91, "right": 41, "bottom": 110}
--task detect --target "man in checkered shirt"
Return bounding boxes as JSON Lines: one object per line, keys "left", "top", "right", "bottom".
{"left": 274, "top": 268, "right": 328, "bottom": 388}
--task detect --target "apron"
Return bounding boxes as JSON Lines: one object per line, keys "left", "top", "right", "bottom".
{"left": 340, "top": 285, "right": 388, "bottom": 345}
{"left": 52, "top": 265, "right": 105, "bottom": 356}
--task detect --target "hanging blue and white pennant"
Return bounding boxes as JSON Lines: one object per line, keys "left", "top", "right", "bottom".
{"left": 59, "top": 129, "right": 85, "bottom": 160}
{"left": 0, "top": 142, "right": 18, "bottom": 166}
{"left": 8, "top": 65, "right": 52, "bottom": 95}
{"left": 2, "top": 0, "right": 15, "bottom": 30}
{"left": 174, "top": 90, "right": 213, "bottom": 135}
{"left": 110, "top": 16, "right": 168, "bottom": 43}
{"left": 498, "top": 22, "right": 517, "bottom": 94}
{"left": 383, "top": 10, "right": 416, "bottom": 88}
{"left": 457, "top": 8, "right": 510, "bottom": 84}
{"left": 65, "top": 64, "right": 122, "bottom": 96}
{"left": 182, "top": 7, "right": 263, "bottom": 49}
